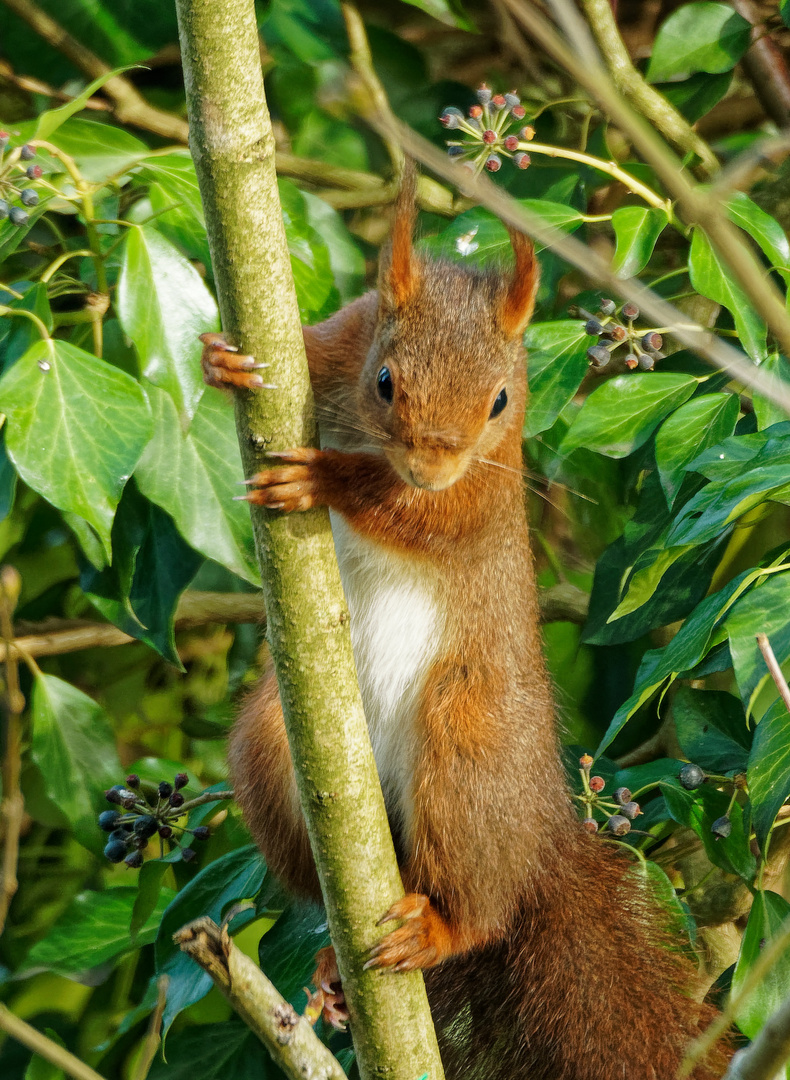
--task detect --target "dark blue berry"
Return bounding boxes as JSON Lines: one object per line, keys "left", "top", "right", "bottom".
{"left": 447, "top": 146, "right": 465, "bottom": 157}
{"left": 192, "top": 826, "right": 210, "bottom": 841}
{"left": 124, "top": 851, "right": 144, "bottom": 869}
{"left": 99, "top": 810, "right": 121, "bottom": 832}
{"left": 638, "top": 354, "right": 655, "bottom": 371}
{"left": 109, "top": 828, "right": 131, "bottom": 844}
{"left": 20, "top": 190, "right": 38, "bottom": 207}
{"left": 158, "top": 781, "right": 173, "bottom": 799}
{"left": 622, "top": 302, "right": 639, "bottom": 320}
{"left": 20, "top": 144, "right": 35, "bottom": 161}
{"left": 174, "top": 773, "right": 188, "bottom": 790}
{"left": 587, "top": 345, "right": 610, "bottom": 368}
{"left": 711, "top": 816, "right": 732, "bottom": 839}
{"left": 169, "top": 791, "right": 185, "bottom": 808}
{"left": 133, "top": 815, "right": 158, "bottom": 840}
{"left": 9, "top": 207, "right": 29, "bottom": 227}
{"left": 125, "top": 774, "right": 140, "bottom": 788}
{"left": 104, "top": 839, "right": 128, "bottom": 863}
{"left": 105, "top": 785, "right": 124, "bottom": 805}
{"left": 679, "top": 764, "right": 705, "bottom": 790}
{"left": 181, "top": 847, "right": 196, "bottom": 862}
{"left": 585, "top": 318, "right": 603, "bottom": 336}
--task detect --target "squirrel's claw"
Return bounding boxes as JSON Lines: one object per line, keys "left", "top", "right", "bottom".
{"left": 199, "top": 332, "right": 273, "bottom": 391}
{"left": 365, "top": 893, "right": 442, "bottom": 972}
{"left": 310, "top": 946, "right": 349, "bottom": 1030}
{"left": 240, "top": 447, "right": 323, "bottom": 513}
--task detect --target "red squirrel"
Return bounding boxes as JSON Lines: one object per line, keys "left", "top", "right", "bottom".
{"left": 200, "top": 166, "right": 730, "bottom": 1079}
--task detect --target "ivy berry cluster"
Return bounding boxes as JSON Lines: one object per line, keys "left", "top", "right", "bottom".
{"left": 577, "top": 755, "right": 643, "bottom": 836}
{"left": 99, "top": 772, "right": 214, "bottom": 868}
{"left": 440, "top": 84, "right": 535, "bottom": 174}
{"left": 570, "top": 299, "right": 668, "bottom": 371}
{"left": 0, "top": 136, "right": 41, "bottom": 228}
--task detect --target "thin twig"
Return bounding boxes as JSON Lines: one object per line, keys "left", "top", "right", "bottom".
{"left": 578, "top": 0, "right": 719, "bottom": 177}
{"left": 342, "top": 3, "right": 402, "bottom": 176}
{"left": 0, "top": 567, "right": 24, "bottom": 934}
{"left": 364, "top": 111, "right": 790, "bottom": 416}
{"left": 501, "top": 0, "right": 790, "bottom": 359}
{"left": 732, "top": 0, "right": 790, "bottom": 129}
{"left": 132, "top": 976, "right": 168, "bottom": 1080}
{"left": 174, "top": 918, "right": 346, "bottom": 1080}
{"left": 0, "top": 1004, "right": 107, "bottom": 1080}
{"left": 723, "top": 988, "right": 790, "bottom": 1080}
{"left": 756, "top": 633, "right": 790, "bottom": 715}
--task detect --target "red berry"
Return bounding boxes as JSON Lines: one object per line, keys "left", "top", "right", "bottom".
{"left": 485, "top": 154, "right": 502, "bottom": 172}
{"left": 511, "top": 104, "right": 526, "bottom": 119}
{"left": 169, "top": 791, "right": 185, "bottom": 808}
{"left": 491, "top": 94, "right": 507, "bottom": 109}
{"left": 26, "top": 164, "right": 42, "bottom": 179}
{"left": 622, "top": 302, "right": 639, "bottom": 319}
{"left": 482, "top": 129, "right": 497, "bottom": 145}
{"left": 158, "top": 825, "right": 173, "bottom": 839}
{"left": 469, "top": 104, "right": 483, "bottom": 120}
{"left": 589, "top": 776, "right": 605, "bottom": 793}
{"left": 579, "top": 754, "right": 594, "bottom": 769}
{"left": 504, "top": 135, "right": 519, "bottom": 151}
{"left": 625, "top": 354, "right": 639, "bottom": 369}
{"left": 174, "top": 773, "right": 188, "bottom": 790}
{"left": 513, "top": 152, "right": 531, "bottom": 169}
{"left": 125, "top": 774, "right": 140, "bottom": 788}
{"left": 610, "top": 324, "right": 626, "bottom": 341}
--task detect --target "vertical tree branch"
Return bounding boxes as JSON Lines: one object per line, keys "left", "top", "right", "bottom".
{"left": 172, "top": 2, "right": 444, "bottom": 1078}
{"left": 0, "top": 566, "right": 24, "bottom": 935}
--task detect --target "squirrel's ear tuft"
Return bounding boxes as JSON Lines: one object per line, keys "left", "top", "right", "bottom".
{"left": 500, "top": 228, "right": 539, "bottom": 337}
{"left": 380, "top": 158, "right": 420, "bottom": 309}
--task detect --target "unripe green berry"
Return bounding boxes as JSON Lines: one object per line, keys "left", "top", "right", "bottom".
{"left": 20, "top": 189, "right": 39, "bottom": 207}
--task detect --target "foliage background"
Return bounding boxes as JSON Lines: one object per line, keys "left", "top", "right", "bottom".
{"left": 1, "top": 0, "right": 790, "bottom": 1076}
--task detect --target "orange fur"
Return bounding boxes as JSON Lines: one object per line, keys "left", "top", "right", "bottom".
{"left": 222, "top": 169, "right": 731, "bottom": 1079}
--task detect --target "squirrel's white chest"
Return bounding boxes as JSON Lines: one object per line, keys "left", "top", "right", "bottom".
{"left": 330, "top": 513, "right": 443, "bottom": 837}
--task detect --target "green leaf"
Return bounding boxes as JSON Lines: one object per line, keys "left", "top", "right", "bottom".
{"left": 690, "top": 422, "right": 790, "bottom": 481}
{"left": 278, "top": 179, "right": 337, "bottom": 322}
{"left": 748, "top": 699, "right": 790, "bottom": 852}
{"left": 523, "top": 321, "right": 593, "bottom": 437}
{"left": 48, "top": 118, "right": 149, "bottom": 184}
{"left": 732, "top": 891, "right": 790, "bottom": 1039}
{"left": 655, "top": 393, "right": 739, "bottom": 505}
{"left": 596, "top": 567, "right": 772, "bottom": 755}
{"left": 605, "top": 543, "right": 698, "bottom": 622}
{"left": 782, "top": 0, "right": 790, "bottom": 29}
{"left": 560, "top": 374, "right": 697, "bottom": 459}
{"left": 727, "top": 192, "right": 790, "bottom": 285}
{"left": 647, "top": 2, "right": 751, "bottom": 82}
{"left": 0, "top": 430, "right": 16, "bottom": 522}
{"left": 34, "top": 69, "right": 138, "bottom": 142}
{"left": 155, "top": 846, "right": 268, "bottom": 1036}
{"left": 611, "top": 207, "right": 668, "bottom": 279}
{"left": 725, "top": 571, "right": 790, "bottom": 713}
{"left": 135, "top": 152, "right": 211, "bottom": 268}
{"left": 301, "top": 190, "right": 365, "bottom": 304}
{"left": 0, "top": 339, "right": 152, "bottom": 559}
{"left": 22, "top": 887, "right": 173, "bottom": 975}
{"left": 117, "top": 224, "right": 217, "bottom": 422}
{"left": 131, "top": 851, "right": 183, "bottom": 938}
{"left": 689, "top": 229, "right": 767, "bottom": 362}
{"left": 659, "top": 71, "right": 732, "bottom": 124}
{"left": 398, "top": 0, "right": 473, "bottom": 29}
{"left": 0, "top": 283, "right": 54, "bottom": 375}
{"left": 30, "top": 673, "right": 122, "bottom": 853}
{"left": 672, "top": 687, "right": 750, "bottom": 773}
{"left": 81, "top": 484, "right": 203, "bottom": 666}
{"left": 660, "top": 778, "right": 755, "bottom": 880}
{"left": 667, "top": 463, "right": 790, "bottom": 547}
{"left": 25, "top": 1039, "right": 65, "bottom": 1080}
{"left": 753, "top": 353, "right": 790, "bottom": 431}
{"left": 258, "top": 901, "right": 331, "bottom": 1009}
{"left": 134, "top": 387, "right": 258, "bottom": 584}
{"left": 147, "top": 1018, "right": 271, "bottom": 1080}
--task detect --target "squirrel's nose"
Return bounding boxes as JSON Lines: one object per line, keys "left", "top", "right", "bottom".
{"left": 403, "top": 449, "right": 466, "bottom": 490}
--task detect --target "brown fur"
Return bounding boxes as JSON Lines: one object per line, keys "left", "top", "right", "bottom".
{"left": 221, "top": 179, "right": 731, "bottom": 1079}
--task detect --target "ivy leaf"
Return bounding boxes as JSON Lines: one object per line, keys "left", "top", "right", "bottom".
{"left": 30, "top": 674, "right": 122, "bottom": 853}
{"left": 726, "top": 192, "right": 790, "bottom": 286}
{"left": 611, "top": 207, "right": 668, "bottom": 278}
{"left": 0, "top": 429, "right": 16, "bottom": 522}
{"left": 34, "top": 69, "right": 138, "bottom": 142}
{"left": 749, "top": 699, "right": 790, "bottom": 853}
{"left": 398, "top": 0, "right": 473, "bottom": 29}
{"left": 21, "top": 887, "right": 173, "bottom": 976}
{"left": 659, "top": 71, "right": 732, "bottom": 124}
{"left": 732, "top": 891, "right": 790, "bottom": 1040}
{"left": 560, "top": 374, "right": 697, "bottom": 459}
{"left": 647, "top": 2, "right": 751, "bottom": 82}
{"left": 672, "top": 687, "right": 750, "bottom": 774}
{"left": 81, "top": 484, "right": 203, "bottom": 667}
{"left": 258, "top": 900, "right": 331, "bottom": 1009}
{"left": 752, "top": 354, "right": 790, "bottom": 432}
{"left": 0, "top": 339, "right": 151, "bottom": 559}
{"left": 667, "top": 462, "right": 790, "bottom": 547}
{"left": 49, "top": 118, "right": 149, "bottom": 184}
{"left": 660, "top": 778, "right": 755, "bottom": 881}
{"left": 523, "top": 321, "right": 593, "bottom": 437}
{"left": 725, "top": 571, "right": 790, "bottom": 714}
{"left": 117, "top": 224, "right": 218, "bottom": 422}
{"left": 134, "top": 387, "right": 258, "bottom": 583}
{"left": 155, "top": 845, "right": 268, "bottom": 1037}
{"left": 147, "top": 1018, "right": 271, "bottom": 1080}
{"left": 689, "top": 230, "right": 767, "bottom": 362}
{"left": 655, "top": 393, "right": 739, "bottom": 506}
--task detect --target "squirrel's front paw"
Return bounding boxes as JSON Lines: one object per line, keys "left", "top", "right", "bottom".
{"left": 364, "top": 893, "right": 449, "bottom": 972}
{"left": 199, "top": 332, "right": 274, "bottom": 391}
{"left": 306, "top": 945, "right": 349, "bottom": 1030}
{"left": 240, "top": 448, "right": 324, "bottom": 513}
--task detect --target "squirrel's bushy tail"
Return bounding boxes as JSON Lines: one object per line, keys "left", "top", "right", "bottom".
{"left": 426, "top": 833, "right": 730, "bottom": 1080}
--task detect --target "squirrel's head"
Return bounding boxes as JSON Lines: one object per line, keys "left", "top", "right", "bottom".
{"left": 360, "top": 162, "right": 539, "bottom": 492}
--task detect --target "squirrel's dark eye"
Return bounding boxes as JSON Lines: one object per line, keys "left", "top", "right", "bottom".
{"left": 489, "top": 388, "right": 507, "bottom": 418}
{"left": 377, "top": 366, "right": 394, "bottom": 403}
